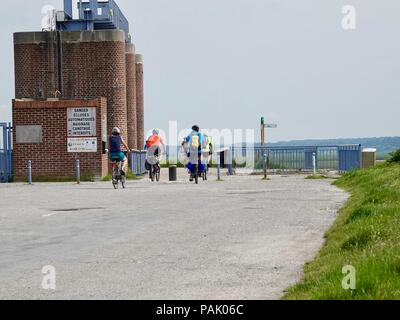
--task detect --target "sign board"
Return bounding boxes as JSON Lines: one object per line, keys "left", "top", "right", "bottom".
{"left": 67, "top": 107, "right": 96, "bottom": 137}
{"left": 265, "top": 124, "right": 278, "bottom": 129}
{"left": 67, "top": 138, "right": 97, "bottom": 153}
{"left": 16, "top": 125, "right": 43, "bottom": 144}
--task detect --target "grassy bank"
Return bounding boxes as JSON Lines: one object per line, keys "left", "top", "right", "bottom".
{"left": 284, "top": 163, "right": 400, "bottom": 299}
{"left": 13, "top": 175, "right": 99, "bottom": 183}
{"left": 101, "top": 170, "right": 138, "bottom": 182}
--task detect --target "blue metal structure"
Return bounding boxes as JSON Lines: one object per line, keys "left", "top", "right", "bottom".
{"left": 130, "top": 150, "right": 147, "bottom": 176}
{"left": 0, "top": 123, "right": 13, "bottom": 183}
{"left": 338, "top": 144, "right": 362, "bottom": 172}
{"left": 230, "top": 145, "right": 362, "bottom": 173}
{"left": 57, "top": 0, "right": 131, "bottom": 43}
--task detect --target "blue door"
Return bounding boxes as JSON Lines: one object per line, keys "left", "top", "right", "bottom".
{"left": 339, "top": 145, "right": 361, "bottom": 172}
{"left": 0, "top": 123, "right": 12, "bottom": 183}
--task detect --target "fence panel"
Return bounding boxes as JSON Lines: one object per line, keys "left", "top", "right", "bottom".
{"left": 130, "top": 150, "right": 147, "bottom": 176}
{"left": 338, "top": 145, "right": 361, "bottom": 172}
{"left": 231, "top": 145, "right": 361, "bottom": 173}
{"left": 0, "top": 123, "right": 12, "bottom": 183}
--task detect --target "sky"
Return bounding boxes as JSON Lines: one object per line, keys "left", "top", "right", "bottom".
{"left": 0, "top": 0, "right": 399, "bottom": 142}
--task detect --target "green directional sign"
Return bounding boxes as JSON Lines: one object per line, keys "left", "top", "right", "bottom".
{"left": 266, "top": 124, "right": 278, "bottom": 129}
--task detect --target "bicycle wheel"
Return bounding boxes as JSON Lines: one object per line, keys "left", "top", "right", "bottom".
{"left": 121, "top": 174, "right": 126, "bottom": 189}
{"left": 156, "top": 165, "right": 160, "bottom": 182}
{"left": 194, "top": 165, "right": 199, "bottom": 184}
{"left": 112, "top": 166, "right": 119, "bottom": 189}
{"left": 203, "top": 169, "right": 207, "bottom": 181}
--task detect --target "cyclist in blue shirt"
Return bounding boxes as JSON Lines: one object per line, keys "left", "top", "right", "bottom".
{"left": 182, "top": 125, "right": 205, "bottom": 181}
{"left": 183, "top": 125, "right": 205, "bottom": 152}
{"left": 109, "top": 127, "right": 130, "bottom": 175}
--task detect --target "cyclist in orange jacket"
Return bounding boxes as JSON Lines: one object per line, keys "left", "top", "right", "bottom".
{"left": 145, "top": 129, "right": 165, "bottom": 156}
{"left": 145, "top": 129, "right": 166, "bottom": 170}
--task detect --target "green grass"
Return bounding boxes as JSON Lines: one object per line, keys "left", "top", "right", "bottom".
{"left": 13, "top": 175, "right": 98, "bottom": 183}
{"left": 101, "top": 170, "right": 139, "bottom": 182}
{"left": 284, "top": 163, "right": 400, "bottom": 300}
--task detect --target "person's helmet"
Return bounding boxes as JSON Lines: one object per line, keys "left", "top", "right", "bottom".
{"left": 192, "top": 125, "right": 200, "bottom": 132}
{"left": 152, "top": 129, "right": 159, "bottom": 135}
{"left": 112, "top": 127, "right": 121, "bottom": 135}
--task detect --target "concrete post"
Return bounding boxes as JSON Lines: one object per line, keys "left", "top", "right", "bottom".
{"left": 28, "top": 160, "right": 32, "bottom": 185}
{"left": 217, "top": 154, "right": 221, "bottom": 181}
{"left": 263, "top": 153, "right": 268, "bottom": 180}
{"left": 312, "top": 152, "right": 317, "bottom": 175}
{"left": 76, "top": 159, "right": 81, "bottom": 184}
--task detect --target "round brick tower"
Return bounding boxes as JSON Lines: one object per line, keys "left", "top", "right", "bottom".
{"left": 14, "top": 30, "right": 128, "bottom": 141}
{"left": 14, "top": 32, "right": 56, "bottom": 99}
{"left": 135, "top": 54, "right": 144, "bottom": 150}
{"left": 125, "top": 43, "right": 137, "bottom": 150}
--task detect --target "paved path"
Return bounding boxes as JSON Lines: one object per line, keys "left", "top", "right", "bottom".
{"left": 0, "top": 170, "right": 348, "bottom": 299}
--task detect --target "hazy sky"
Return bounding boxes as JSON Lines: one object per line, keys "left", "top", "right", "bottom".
{"left": 0, "top": 0, "right": 399, "bottom": 142}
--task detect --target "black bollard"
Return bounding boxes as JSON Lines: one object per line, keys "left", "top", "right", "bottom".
{"left": 169, "top": 165, "right": 177, "bottom": 182}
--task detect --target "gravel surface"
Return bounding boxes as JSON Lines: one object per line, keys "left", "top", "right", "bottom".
{"left": 0, "top": 170, "right": 348, "bottom": 300}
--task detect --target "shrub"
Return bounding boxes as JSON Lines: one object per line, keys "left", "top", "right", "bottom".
{"left": 387, "top": 149, "right": 400, "bottom": 164}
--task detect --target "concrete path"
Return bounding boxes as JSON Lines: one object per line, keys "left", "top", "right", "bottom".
{"left": 0, "top": 170, "right": 348, "bottom": 299}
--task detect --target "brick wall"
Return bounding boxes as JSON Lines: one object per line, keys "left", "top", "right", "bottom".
{"left": 12, "top": 98, "right": 108, "bottom": 179}
{"left": 14, "top": 31, "right": 129, "bottom": 144}
{"left": 61, "top": 41, "right": 128, "bottom": 141}
{"left": 126, "top": 45, "right": 137, "bottom": 150}
{"left": 14, "top": 42, "right": 51, "bottom": 99}
{"left": 136, "top": 55, "right": 144, "bottom": 149}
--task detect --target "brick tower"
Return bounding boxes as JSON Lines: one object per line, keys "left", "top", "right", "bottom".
{"left": 11, "top": 0, "right": 145, "bottom": 179}
{"left": 125, "top": 43, "right": 137, "bottom": 150}
{"left": 14, "top": 30, "right": 128, "bottom": 142}
{"left": 135, "top": 54, "right": 144, "bottom": 149}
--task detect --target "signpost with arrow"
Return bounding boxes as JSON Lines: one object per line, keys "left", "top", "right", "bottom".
{"left": 260, "top": 117, "right": 278, "bottom": 179}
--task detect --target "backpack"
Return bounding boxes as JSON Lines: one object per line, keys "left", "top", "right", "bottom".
{"left": 147, "top": 135, "right": 160, "bottom": 148}
{"left": 191, "top": 134, "right": 200, "bottom": 149}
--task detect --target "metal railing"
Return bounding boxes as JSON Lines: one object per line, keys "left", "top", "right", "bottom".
{"left": 231, "top": 145, "right": 361, "bottom": 173}
{"left": 0, "top": 123, "right": 12, "bottom": 183}
{"left": 130, "top": 150, "right": 147, "bottom": 176}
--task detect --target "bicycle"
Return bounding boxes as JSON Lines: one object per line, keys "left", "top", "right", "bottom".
{"left": 146, "top": 146, "right": 164, "bottom": 183}
{"left": 149, "top": 160, "right": 161, "bottom": 182}
{"left": 111, "top": 152, "right": 128, "bottom": 189}
{"left": 187, "top": 155, "right": 206, "bottom": 185}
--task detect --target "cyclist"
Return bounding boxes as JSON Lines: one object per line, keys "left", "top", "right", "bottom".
{"left": 202, "top": 134, "right": 213, "bottom": 171}
{"left": 182, "top": 125, "right": 205, "bottom": 181}
{"left": 145, "top": 129, "right": 165, "bottom": 174}
{"left": 109, "top": 127, "right": 130, "bottom": 176}
{"left": 145, "top": 129, "right": 165, "bottom": 157}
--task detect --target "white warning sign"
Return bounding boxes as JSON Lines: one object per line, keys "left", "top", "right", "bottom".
{"left": 67, "top": 107, "right": 96, "bottom": 137}
{"left": 67, "top": 138, "right": 97, "bottom": 153}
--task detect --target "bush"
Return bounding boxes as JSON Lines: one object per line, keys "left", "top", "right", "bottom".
{"left": 387, "top": 149, "right": 400, "bottom": 164}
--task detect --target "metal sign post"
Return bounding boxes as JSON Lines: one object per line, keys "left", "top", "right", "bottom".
{"left": 261, "top": 117, "right": 277, "bottom": 179}
{"left": 263, "top": 153, "right": 268, "bottom": 180}
{"left": 76, "top": 159, "right": 81, "bottom": 184}
{"left": 261, "top": 117, "right": 265, "bottom": 146}
{"left": 312, "top": 152, "right": 317, "bottom": 175}
{"left": 28, "top": 160, "right": 32, "bottom": 185}
{"left": 217, "top": 153, "right": 221, "bottom": 181}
